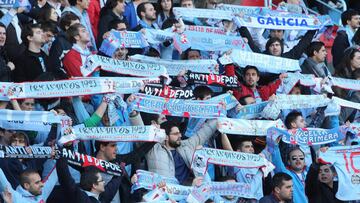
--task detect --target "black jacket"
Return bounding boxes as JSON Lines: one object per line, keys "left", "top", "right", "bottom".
{"left": 4, "top": 23, "right": 26, "bottom": 62}
{"left": 14, "top": 49, "right": 52, "bottom": 82}
{"left": 49, "top": 31, "right": 72, "bottom": 80}
{"left": 56, "top": 157, "right": 123, "bottom": 203}
{"left": 305, "top": 163, "right": 344, "bottom": 203}
{"left": 97, "top": 10, "right": 124, "bottom": 48}
{"left": 332, "top": 30, "right": 350, "bottom": 69}
{"left": 0, "top": 47, "right": 12, "bottom": 82}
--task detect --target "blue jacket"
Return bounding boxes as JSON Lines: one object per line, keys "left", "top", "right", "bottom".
{"left": 272, "top": 145, "right": 309, "bottom": 203}
{"left": 123, "top": 2, "right": 138, "bottom": 30}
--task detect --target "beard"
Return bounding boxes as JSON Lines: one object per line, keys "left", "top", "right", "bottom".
{"left": 168, "top": 140, "right": 181, "bottom": 148}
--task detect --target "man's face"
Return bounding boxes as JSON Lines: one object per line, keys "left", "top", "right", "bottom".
{"left": 206, "top": 0, "right": 218, "bottom": 9}
{"left": 25, "top": 173, "right": 44, "bottom": 196}
{"left": 318, "top": 165, "right": 335, "bottom": 185}
{"left": 238, "top": 141, "right": 254, "bottom": 154}
{"left": 101, "top": 142, "right": 117, "bottom": 161}
{"left": 166, "top": 126, "right": 181, "bottom": 148}
{"left": 288, "top": 149, "right": 305, "bottom": 172}
{"left": 348, "top": 15, "right": 360, "bottom": 29}
{"left": 244, "top": 69, "right": 259, "bottom": 87}
{"left": 291, "top": 115, "right": 306, "bottom": 129}
{"left": 269, "top": 30, "right": 284, "bottom": 39}
{"left": 277, "top": 180, "right": 293, "bottom": 201}
{"left": 313, "top": 46, "right": 327, "bottom": 63}
{"left": 43, "top": 31, "right": 55, "bottom": 44}
{"left": 93, "top": 173, "right": 105, "bottom": 193}
{"left": 188, "top": 50, "right": 200, "bottom": 60}
{"left": 78, "top": 0, "right": 89, "bottom": 10}
{"left": 76, "top": 27, "right": 90, "bottom": 44}
{"left": 143, "top": 3, "right": 156, "bottom": 21}
{"left": 0, "top": 27, "right": 6, "bottom": 46}
{"left": 113, "top": 47, "right": 128, "bottom": 60}
{"left": 115, "top": 23, "right": 127, "bottom": 31}
{"left": 114, "top": 0, "right": 125, "bottom": 15}
{"left": 11, "top": 137, "right": 26, "bottom": 147}
{"left": 290, "top": 86, "right": 301, "bottom": 95}
{"left": 29, "top": 28, "right": 45, "bottom": 45}
{"left": 269, "top": 41, "right": 282, "bottom": 56}
{"left": 181, "top": 0, "right": 194, "bottom": 8}
{"left": 20, "top": 99, "right": 35, "bottom": 111}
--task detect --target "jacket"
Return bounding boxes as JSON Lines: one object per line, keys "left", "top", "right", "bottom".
{"left": 271, "top": 145, "right": 309, "bottom": 203}
{"left": 56, "top": 157, "right": 123, "bottom": 203}
{"left": 97, "top": 11, "right": 123, "bottom": 47}
{"left": 301, "top": 57, "right": 331, "bottom": 78}
{"left": 62, "top": 48, "right": 84, "bottom": 77}
{"left": 49, "top": 31, "right": 72, "bottom": 80}
{"left": 13, "top": 49, "right": 51, "bottom": 82}
{"left": 260, "top": 194, "right": 293, "bottom": 203}
{"left": 146, "top": 119, "right": 217, "bottom": 178}
{"left": 305, "top": 163, "right": 344, "bottom": 203}
{"left": 123, "top": 2, "right": 138, "bottom": 30}
{"left": 332, "top": 30, "right": 350, "bottom": 69}
{"left": 0, "top": 166, "right": 57, "bottom": 203}
{"left": 87, "top": 0, "right": 101, "bottom": 39}
{"left": 0, "top": 47, "right": 11, "bottom": 82}
{"left": 225, "top": 64, "right": 281, "bottom": 101}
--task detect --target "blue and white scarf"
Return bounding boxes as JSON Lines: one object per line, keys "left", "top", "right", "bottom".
{"left": 129, "top": 54, "right": 219, "bottom": 76}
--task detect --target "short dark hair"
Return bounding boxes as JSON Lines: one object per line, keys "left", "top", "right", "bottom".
{"left": 238, "top": 95, "right": 253, "bottom": 105}
{"left": 284, "top": 110, "right": 303, "bottom": 129}
{"left": 272, "top": 172, "right": 292, "bottom": 190}
{"left": 102, "top": 0, "right": 124, "bottom": 14}
{"left": 38, "top": 6, "right": 56, "bottom": 23}
{"left": 341, "top": 9, "right": 359, "bottom": 26}
{"left": 68, "top": 0, "right": 78, "bottom": 6}
{"left": 21, "top": 23, "right": 42, "bottom": 47}
{"left": 265, "top": 37, "right": 284, "bottom": 54}
{"left": 59, "top": 12, "right": 79, "bottom": 31}
{"left": 305, "top": 41, "right": 325, "bottom": 57}
{"left": 20, "top": 169, "right": 39, "bottom": 188}
{"left": 109, "top": 19, "right": 128, "bottom": 31}
{"left": 137, "top": 2, "right": 153, "bottom": 19}
{"left": 243, "top": 65, "right": 260, "bottom": 76}
{"left": 193, "top": 85, "right": 213, "bottom": 100}
{"left": 66, "top": 23, "right": 85, "bottom": 44}
{"left": 160, "top": 121, "right": 178, "bottom": 136}
{"left": 94, "top": 141, "right": 111, "bottom": 152}
{"left": 0, "top": 22, "right": 5, "bottom": 30}
{"left": 236, "top": 138, "right": 253, "bottom": 151}
{"left": 80, "top": 167, "right": 101, "bottom": 191}
{"left": 41, "top": 22, "right": 58, "bottom": 35}
{"left": 181, "top": 48, "right": 201, "bottom": 60}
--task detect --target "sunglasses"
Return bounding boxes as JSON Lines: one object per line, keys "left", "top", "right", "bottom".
{"left": 291, "top": 157, "right": 304, "bottom": 161}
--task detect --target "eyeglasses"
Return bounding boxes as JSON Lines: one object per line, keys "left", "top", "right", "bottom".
{"left": 291, "top": 157, "right": 304, "bottom": 161}
{"left": 97, "top": 179, "right": 105, "bottom": 183}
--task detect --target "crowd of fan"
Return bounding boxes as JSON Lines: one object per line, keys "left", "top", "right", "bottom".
{"left": 0, "top": 0, "right": 360, "bottom": 202}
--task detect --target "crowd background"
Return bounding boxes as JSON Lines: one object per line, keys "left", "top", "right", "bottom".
{"left": 0, "top": 0, "right": 360, "bottom": 203}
